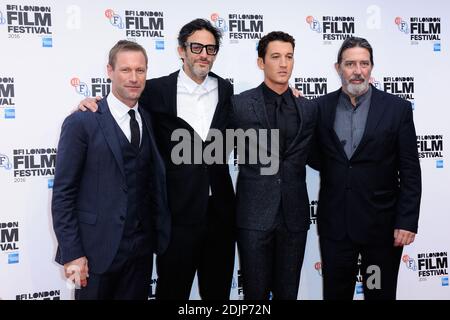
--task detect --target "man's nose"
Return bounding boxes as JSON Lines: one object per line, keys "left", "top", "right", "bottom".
{"left": 199, "top": 47, "right": 209, "bottom": 58}
{"left": 129, "top": 71, "right": 138, "bottom": 82}
{"left": 353, "top": 63, "right": 362, "bottom": 74}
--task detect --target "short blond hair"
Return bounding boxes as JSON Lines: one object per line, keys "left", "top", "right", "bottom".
{"left": 108, "top": 40, "right": 148, "bottom": 69}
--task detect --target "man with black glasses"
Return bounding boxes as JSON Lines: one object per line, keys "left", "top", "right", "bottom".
{"left": 142, "top": 18, "right": 236, "bottom": 300}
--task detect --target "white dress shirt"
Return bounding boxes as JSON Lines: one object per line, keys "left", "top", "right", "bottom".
{"left": 107, "top": 93, "right": 142, "bottom": 145}
{"left": 176, "top": 67, "right": 218, "bottom": 141}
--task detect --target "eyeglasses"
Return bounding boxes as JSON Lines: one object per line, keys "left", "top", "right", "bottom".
{"left": 184, "top": 42, "right": 219, "bottom": 55}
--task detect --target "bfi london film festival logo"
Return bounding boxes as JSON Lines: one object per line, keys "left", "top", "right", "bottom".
{"left": 1, "top": 148, "right": 56, "bottom": 187}
{"left": 294, "top": 77, "right": 328, "bottom": 99}
{"left": 0, "top": 76, "right": 15, "bottom": 119}
{"left": 211, "top": 13, "right": 228, "bottom": 32}
{"left": 417, "top": 134, "right": 444, "bottom": 168}
{"left": 0, "top": 10, "right": 6, "bottom": 25}
{"left": 2, "top": 4, "right": 52, "bottom": 47}
{"left": 394, "top": 16, "right": 441, "bottom": 51}
{"left": 403, "top": 252, "right": 449, "bottom": 286}
{"left": 306, "top": 15, "right": 355, "bottom": 44}
{"left": 0, "top": 221, "right": 19, "bottom": 264}
{"left": 211, "top": 12, "right": 264, "bottom": 44}
{"left": 16, "top": 290, "right": 60, "bottom": 300}
{"left": 370, "top": 76, "right": 415, "bottom": 109}
{"left": 104, "top": 8, "right": 165, "bottom": 50}
{"left": 0, "top": 152, "right": 13, "bottom": 170}
{"left": 71, "top": 77, "right": 111, "bottom": 98}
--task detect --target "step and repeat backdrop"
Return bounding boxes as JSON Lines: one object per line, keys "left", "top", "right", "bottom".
{"left": 0, "top": 0, "right": 448, "bottom": 300}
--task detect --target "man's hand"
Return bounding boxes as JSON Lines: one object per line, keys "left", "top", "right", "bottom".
{"left": 290, "top": 86, "right": 302, "bottom": 98}
{"left": 77, "top": 96, "right": 101, "bottom": 112}
{"left": 394, "top": 229, "right": 416, "bottom": 247}
{"left": 64, "top": 256, "right": 89, "bottom": 288}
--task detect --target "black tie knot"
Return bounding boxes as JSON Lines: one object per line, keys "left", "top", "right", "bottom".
{"left": 275, "top": 96, "right": 284, "bottom": 109}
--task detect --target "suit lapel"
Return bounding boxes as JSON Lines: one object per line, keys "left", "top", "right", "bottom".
{"left": 325, "top": 89, "right": 349, "bottom": 160}
{"left": 160, "top": 70, "right": 199, "bottom": 138}
{"left": 250, "top": 84, "right": 271, "bottom": 129}
{"left": 140, "top": 107, "right": 166, "bottom": 179}
{"left": 162, "top": 71, "right": 178, "bottom": 117}
{"left": 284, "top": 97, "right": 305, "bottom": 154}
{"left": 96, "top": 99, "right": 125, "bottom": 178}
{"left": 209, "top": 73, "right": 227, "bottom": 131}
{"left": 351, "top": 86, "right": 386, "bottom": 159}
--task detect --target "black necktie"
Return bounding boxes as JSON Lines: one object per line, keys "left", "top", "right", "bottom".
{"left": 128, "top": 109, "right": 140, "bottom": 149}
{"left": 274, "top": 97, "right": 286, "bottom": 153}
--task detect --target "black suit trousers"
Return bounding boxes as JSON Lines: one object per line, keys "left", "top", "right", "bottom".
{"left": 237, "top": 213, "right": 307, "bottom": 300}
{"left": 155, "top": 196, "right": 235, "bottom": 300}
{"left": 75, "top": 233, "right": 153, "bottom": 300}
{"left": 320, "top": 236, "right": 403, "bottom": 300}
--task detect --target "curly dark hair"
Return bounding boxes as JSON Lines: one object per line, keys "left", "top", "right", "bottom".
{"left": 177, "top": 18, "right": 222, "bottom": 48}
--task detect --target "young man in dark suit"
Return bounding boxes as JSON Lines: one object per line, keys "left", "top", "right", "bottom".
{"left": 231, "top": 31, "right": 317, "bottom": 300}
{"left": 52, "top": 40, "right": 170, "bottom": 300}
{"left": 309, "top": 37, "right": 421, "bottom": 300}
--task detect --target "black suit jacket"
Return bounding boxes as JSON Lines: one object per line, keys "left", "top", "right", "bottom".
{"left": 139, "top": 71, "right": 235, "bottom": 227}
{"left": 231, "top": 84, "right": 317, "bottom": 232}
{"left": 52, "top": 98, "right": 170, "bottom": 274}
{"left": 309, "top": 85, "right": 421, "bottom": 244}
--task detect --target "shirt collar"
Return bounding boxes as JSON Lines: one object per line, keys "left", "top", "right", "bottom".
{"left": 178, "top": 67, "right": 217, "bottom": 94}
{"left": 340, "top": 85, "right": 372, "bottom": 108}
{"left": 107, "top": 92, "right": 139, "bottom": 119}
{"left": 262, "top": 82, "right": 290, "bottom": 102}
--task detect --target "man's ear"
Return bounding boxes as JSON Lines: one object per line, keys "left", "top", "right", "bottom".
{"left": 334, "top": 62, "right": 340, "bottom": 74}
{"left": 107, "top": 64, "right": 113, "bottom": 78}
{"left": 177, "top": 46, "right": 185, "bottom": 60}
{"left": 257, "top": 57, "right": 265, "bottom": 71}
